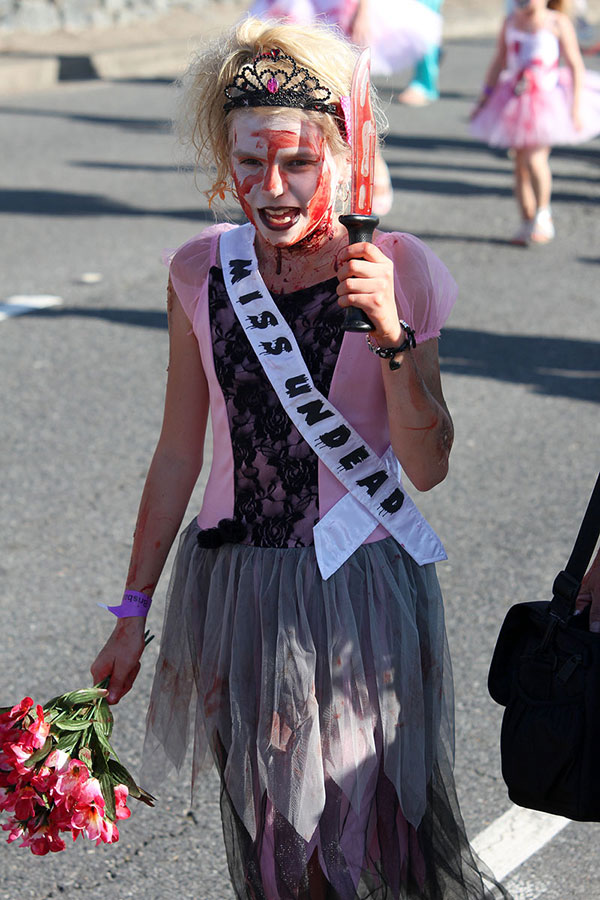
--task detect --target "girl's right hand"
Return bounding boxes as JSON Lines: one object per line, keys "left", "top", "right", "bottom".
{"left": 91, "top": 618, "right": 147, "bottom": 704}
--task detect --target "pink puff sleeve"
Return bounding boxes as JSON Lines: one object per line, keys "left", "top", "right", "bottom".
{"left": 375, "top": 231, "right": 457, "bottom": 342}
{"left": 167, "top": 223, "right": 236, "bottom": 326}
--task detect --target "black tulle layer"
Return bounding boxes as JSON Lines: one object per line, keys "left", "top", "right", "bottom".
{"left": 216, "top": 731, "right": 511, "bottom": 900}
{"left": 143, "top": 527, "right": 511, "bottom": 900}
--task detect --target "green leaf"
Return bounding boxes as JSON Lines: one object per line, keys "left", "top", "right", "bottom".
{"left": 23, "top": 736, "right": 54, "bottom": 768}
{"left": 0, "top": 705, "right": 12, "bottom": 716}
{"left": 54, "top": 731, "right": 80, "bottom": 754}
{"left": 78, "top": 747, "right": 93, "bottom": 773}
{"left": 88, "top": 727, "right": 111, "bottom": 773}
{"left": 92, "top": 722, "right": 117, "bottom": 761}
{"left": 94, "top": 700, "right": 114, "bottom": 738}
{"left": 107, "top": 759, "right": 156, "bottom": 807}
{"left": 59, "top": 688, "right": 108, "bottom": 708}
{"left": 42, "top": 696, "right": 66, "bottom": 714}
{"left": 99, "top": 771, "right": 116, "bottom": 822}
{"left": 50, "top": 714, "right": 92, "bottom": 733}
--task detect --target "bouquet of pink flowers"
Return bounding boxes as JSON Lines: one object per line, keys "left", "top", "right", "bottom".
{"left": 0, "top": 677, "right": 154, "bottom": 855}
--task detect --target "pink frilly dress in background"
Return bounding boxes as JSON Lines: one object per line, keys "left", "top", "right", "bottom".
{"left": 471, "top": 19, "right": 600, "bottom": 148}
{"left": 247, "top": 0, "right": 442, "bottom": 76}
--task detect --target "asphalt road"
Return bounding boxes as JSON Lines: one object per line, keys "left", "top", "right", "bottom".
{"left": 1, "top": 38, "right": 599, "bottom": 900}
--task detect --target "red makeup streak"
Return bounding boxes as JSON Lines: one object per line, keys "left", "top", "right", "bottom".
{"left": 294, "top": 207, "right": 335, "bottom": 253}
{"left": 307, "top": 166, "right": 331, "bottom": 222}
{"left": 250, "top": 128, "right": 298, "bottom": 146}
{"left": 402, "top": 418, "right": 440, "bottom": 432}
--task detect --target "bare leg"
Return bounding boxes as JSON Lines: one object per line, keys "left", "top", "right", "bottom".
{"left": 528, "top": 146, "right": 552, "bottom": 211}
{"left": 513, "top": 148, "right": 536, "bottom": 221}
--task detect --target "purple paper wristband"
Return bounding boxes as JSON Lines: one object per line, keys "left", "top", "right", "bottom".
{"left": 99, "top": 589, "right": 152, "bottom": 618}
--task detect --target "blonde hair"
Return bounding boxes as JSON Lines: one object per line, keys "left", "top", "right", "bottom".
{"left": 176, "top": 17, "right": 385, "bottom": 209}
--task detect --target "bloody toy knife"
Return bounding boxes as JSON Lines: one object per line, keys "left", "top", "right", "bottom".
{"left": 339, "top": 47, "right": 379, "bottom": 333}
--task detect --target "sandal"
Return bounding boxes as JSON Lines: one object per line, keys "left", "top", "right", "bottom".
{"left": 510, "top": 219, "right": 534, "bottom": 246}
{"left": 530, "top": 208, "right": 555, "bottom": 244}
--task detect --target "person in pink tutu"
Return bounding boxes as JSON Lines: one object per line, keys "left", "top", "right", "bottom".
{"left": 470, "top": 0, "right": 600, "bottom": 245}
{"left": 90, "top": 17, "right": 510, "bottom": 900}
{"left": 247, "top": 0, "right": 442, "bottom": 215}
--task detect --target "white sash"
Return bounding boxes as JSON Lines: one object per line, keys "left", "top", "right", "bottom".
{"left": 220, "top": 224, "right": 446, "bottom": 579}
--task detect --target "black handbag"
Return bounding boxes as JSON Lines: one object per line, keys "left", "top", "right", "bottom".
{"left": 488, "top": 471, "right": 600, "bottom": 821}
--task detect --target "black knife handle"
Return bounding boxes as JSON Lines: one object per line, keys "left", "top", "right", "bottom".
{"left": 339, "top": 213, "right": 380, "bottom": 332}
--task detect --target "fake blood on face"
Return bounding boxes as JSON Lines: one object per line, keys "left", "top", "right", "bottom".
{"left": 230, "top": 111, "right": 339, "bottom": 251}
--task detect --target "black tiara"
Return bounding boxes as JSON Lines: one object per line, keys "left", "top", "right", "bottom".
{"left": 223, "top": 49, "right": 338, "bottom": 115}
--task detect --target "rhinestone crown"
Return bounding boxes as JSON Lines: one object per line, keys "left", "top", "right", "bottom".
{"left": 223, "top": 49, "right": 338, "bottom": 115}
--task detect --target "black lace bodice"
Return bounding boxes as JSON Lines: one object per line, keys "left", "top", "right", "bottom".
{"left": 208, "top": 266, "right": 344, "bottom": 548}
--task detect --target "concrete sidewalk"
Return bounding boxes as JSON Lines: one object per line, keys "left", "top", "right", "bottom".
{"left": 1, "top": 0, "right": 599, "bottom": 95}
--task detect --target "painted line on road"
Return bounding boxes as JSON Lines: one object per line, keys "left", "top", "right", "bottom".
{"left": 472, "top": 804, "right": 570, "bottom": 882}
{"left": 504, "top": 875, "right": 550, "bottom": 900}
{"left": 0, "top": 295, "right": 63, "bottom": 322}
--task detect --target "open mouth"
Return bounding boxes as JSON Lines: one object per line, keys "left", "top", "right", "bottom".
{"left": 259, "top": 207, "right": 301, "bottom": 231}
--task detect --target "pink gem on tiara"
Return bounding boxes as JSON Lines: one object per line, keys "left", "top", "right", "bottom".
{"left": 267, "top": 77, "right": 279, "bottom": 94}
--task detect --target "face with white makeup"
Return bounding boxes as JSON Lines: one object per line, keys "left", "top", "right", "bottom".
{"left": 229, "top": 108, "right": 348, "bottom": 250}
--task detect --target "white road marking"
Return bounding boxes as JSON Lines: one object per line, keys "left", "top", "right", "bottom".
{"left": 0, "top": 295, "right": 63, "bottom": 321}
{"left": 505, "top": 876, "right": 549, "bottom": 900}
{"left": 472, "top": 804, "right": 570, "bottom": 882}
{"left": 78, "top": 272, "right": 103, "bottom": 284}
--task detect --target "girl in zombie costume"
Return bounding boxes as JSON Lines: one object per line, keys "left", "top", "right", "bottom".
{"left": 470, "top": 0, "right": 600, "bottom": 245}
{"left": 91, "top": 18, "right": 510, "bottom": 900}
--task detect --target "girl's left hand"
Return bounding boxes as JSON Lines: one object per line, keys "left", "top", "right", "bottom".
{"left": 336, "top": 242, "right": 402, "bottom": 346}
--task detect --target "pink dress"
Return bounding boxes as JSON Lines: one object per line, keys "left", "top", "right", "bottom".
{"left": 141, "top": 225, "right": 509, "bottom": 898}
{"left": 470, "top": 19, "right": 600, "bottom": 148}
{"left": 247, "top": 0, "right": 442, "bottom": 76}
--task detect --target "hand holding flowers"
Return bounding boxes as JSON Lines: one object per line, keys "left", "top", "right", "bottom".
{"left": 0, "top": 637, "right": 155, "bottom": 855}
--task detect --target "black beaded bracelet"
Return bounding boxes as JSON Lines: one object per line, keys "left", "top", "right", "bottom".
{"left": 366, "top": 321, "right": 417, "bottom": 370}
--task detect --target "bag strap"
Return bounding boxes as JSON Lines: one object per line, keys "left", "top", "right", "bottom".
{"left": 549, "top": 471, "right": 600, "bottom": 624}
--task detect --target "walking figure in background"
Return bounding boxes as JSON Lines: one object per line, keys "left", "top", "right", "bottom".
{"left": 91, "top": 18, "right": 510, "bottom": 899}
{"left": 247, "top": 0, "right": 443, "bottom": 214}
{"left": 398, "top": 0, "right": 445, "bottom": 107}
{"left": 470, "top": 0, "right": 600, "bottom": 245}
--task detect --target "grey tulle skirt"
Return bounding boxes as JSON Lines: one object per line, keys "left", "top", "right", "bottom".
{"left": 142, "top": 520, "right": 509, "bottom": 900}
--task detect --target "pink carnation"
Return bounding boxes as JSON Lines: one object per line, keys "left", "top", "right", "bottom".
{"left": 53, "top": 759, "right": 90, "bottom": 800}
{"left": 69, "top": 777, "right": 106, "bottom": 842}
{"left": 20, "top": 821, "right": 66, "bottom": 855}
{"left": 25, "top": 706, "right": 50, "bottom": 750}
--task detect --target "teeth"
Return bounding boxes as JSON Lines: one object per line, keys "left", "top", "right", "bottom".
{"left": 263, "top": 208, "right": 296, "bottom": 224}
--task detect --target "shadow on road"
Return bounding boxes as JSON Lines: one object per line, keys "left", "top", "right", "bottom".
{"left": 26, "top": 308, "right": 600, "bottom": 404}
{"left": 389, "top": 173, "right": 598, "bottom": 205}
{"left": 0, "top": 104, "right": 170, "bottom": 133}
{"left": 71, "top": 160, "right": 190, "bottom": 173}
{"left": 385, "top": 132, "right": 600, "bottom": 165}
{"left": 441, "top": 327, "right": 600, "bottom": 404}
{"left": 0, "top": 188, "right": 223, "bottom": 222}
